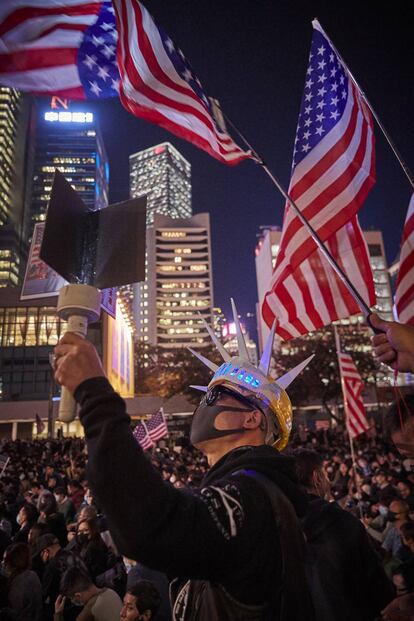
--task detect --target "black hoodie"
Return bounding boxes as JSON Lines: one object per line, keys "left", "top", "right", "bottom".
{"left": 303, "top": 495, "right": 395, "bottom": 621}
{"left": 76, "top": 377, "right": 311, "bottom": 620}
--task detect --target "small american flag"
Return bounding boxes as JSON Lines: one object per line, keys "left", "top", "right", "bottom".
{"left": 262, "top": 20, "right": 376, "bottom": 339}
{"left": 112, "top": 0, "right": 250, "bottom": 165}
{"left": 337, "top": 350, "right": 369, "bottom": 439}
{"left": 146, "top": 408, "right": 168, "bottom": 442}
{"left": 0, "top": 0, "right": 120, "bottom": 99}
{"left": 133, "top": 421, "right": 153, "bottom": 451}
{"left": 395, "top": 194, "right": 414, "bottom": 325}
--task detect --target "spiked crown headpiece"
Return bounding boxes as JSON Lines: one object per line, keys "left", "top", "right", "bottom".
{"left": 189, "top": 299, "right": 313, "bottom": 451}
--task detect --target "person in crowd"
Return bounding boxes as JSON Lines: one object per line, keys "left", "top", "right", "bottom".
{"left": 397, "top": 481, "right": 414, "bottom": 510}
{"left": 54, "top": 566, "right": 122, "bottom": 621}
{"left": 382, "top": 499, "right": 411, "bottom": 562}
{"left": 55, "top": 486, "right": 76, "bottom": 525}
{"left": 293, "top": 448, "right": 394, "bottom": 621}
{"left": 12, "top": 502, "right": 39, "bottom": 543}
{"left": 36, "top": 533, "right": 88, "bottom": 621}
{"left": 1, "top": 542, "right": 43, "bottom": 621}
{"left": 75, "top": 517, "right": 110, "bottom": 580}
{"left": 53, "top": 328, "right": 315, "bottom": 619}
{"left": 38, "top": 491, "right": 68, "bottom": 547}
{"left": 120, "top": 580, "right": 161, "bottom": 621}
{"left": 123, "top": 558, "right": 170, "bottom": 621}
{"left": 67, "top": 480, "right": 85, "bottom": 512}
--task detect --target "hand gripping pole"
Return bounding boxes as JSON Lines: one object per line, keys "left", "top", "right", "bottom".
{"left": 56, "top": 284, "right": 102, "bottom": 423}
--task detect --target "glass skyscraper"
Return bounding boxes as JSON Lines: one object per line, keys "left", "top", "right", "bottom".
{"left": 129, "top": 142, "right": 193, "bottom": 339}
{"left": 27, "top": 105, "right": 109, "bottom": 245}
{"left": 129, "top": 142, "right": 192, "bottom": 224}
{"left": 0, "top": 88, "right": 31, "bottom": 288}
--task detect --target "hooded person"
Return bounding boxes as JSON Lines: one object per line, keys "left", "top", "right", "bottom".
{"left": 53, "top": 299, "right": 315, "bottom": 621}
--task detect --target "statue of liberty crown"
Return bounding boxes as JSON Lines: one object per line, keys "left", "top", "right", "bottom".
{"left": 188, "top": 299, "right": 314, "bottom": 450}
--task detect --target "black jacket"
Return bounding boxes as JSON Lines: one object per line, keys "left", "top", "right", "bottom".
{"left": 303, "top": 495, "right": 395, "bottom": 621}
{"left": 77, "top": 377, "right": 313, "bottom": 620}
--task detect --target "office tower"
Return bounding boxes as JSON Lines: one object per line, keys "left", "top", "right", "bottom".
{"left": 130, "top": 142, "right": 193, "bottom": 332}
{"left": 27, "top": 104, "right": 109, "bottom": 247}
{"left": 144, "top": 213, "right": 213, "bottom": 350}
{"left": 0, "top": 88, "right": 32, "bottom": 287}
{"left": 129, "top": 142, "right": 192, "bottom": 225}
{"left": 255, "top": 227, "right": 393, "bottom": 354}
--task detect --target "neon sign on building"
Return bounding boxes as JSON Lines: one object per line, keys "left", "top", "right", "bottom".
{"left": 44, "top": 111, "right": 93, "bottom": 123}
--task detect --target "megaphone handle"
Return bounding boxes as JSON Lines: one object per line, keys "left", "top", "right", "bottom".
{"left": 58, "top": 315, "right": 88, "bottom": 423}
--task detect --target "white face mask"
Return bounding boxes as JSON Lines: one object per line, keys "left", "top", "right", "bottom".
{"left": 123, "top": 561, "right": 133, "bottom": 574}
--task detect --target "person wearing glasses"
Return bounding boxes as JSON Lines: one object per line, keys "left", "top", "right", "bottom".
{"left": 53, "top": 304, "right": 315, "bottom": 620}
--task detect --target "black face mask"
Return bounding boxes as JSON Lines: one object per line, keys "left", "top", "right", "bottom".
{"left": 190, "top": 386, "right": 254, "bottom": 446}
{"left": 387, "top": 512, "right": 397, "bottom": 523}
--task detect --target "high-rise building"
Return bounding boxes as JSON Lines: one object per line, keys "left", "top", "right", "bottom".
{"left": 26, "top": 104, "right": 109, "bottom": 248}
{"left": 129, "top": 142, "right": 192, "bottom": 225}
{"left": 255, "top": 227, "right": 393, "bottom": 353}
{"left": 0, "top": 88, "right": 32, "bottom": 288}
{"left": 143, "top": 213, "right": 213, "bottom": 350}
{"left": 130, "top": 142, "right": 193, "bottom": 333}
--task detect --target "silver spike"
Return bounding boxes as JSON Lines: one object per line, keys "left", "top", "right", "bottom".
{"left": 187, "top": 348, "right": 218, "bottom": 373}
{"left": 230, "top": 298, "right": 249, "bottom": 360}
{"left": 259, "top": 321, "right": 276, "bottom": 375}
{"left": 276, "top": 355, "right": 314, "bottom": 389}
{"left": 199, "top": 314, "right": 231, "bottom": 362}
{"left": 189, "top": 385, "right": 208, "bottom": 392}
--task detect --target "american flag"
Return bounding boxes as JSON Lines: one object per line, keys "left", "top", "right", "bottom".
{"left": 395, "top": 194, "right": 414, "bottom": 325}
{"left": 0, "top": 1, "right": 120, "bottom": 99}
{"left": 337, "top": 350, "right": 369, "bottom": 439}
{"left": 262, "top": 20, "right": 376, "bottom": 339}
{"left": 133, "top": 421, "right": 153, "bottom": 451}
{"left": 146, "top": 408, "right": 168, "bottom": 442}
{"left": 112, "top": 0, "right": 250, "bottom": 165}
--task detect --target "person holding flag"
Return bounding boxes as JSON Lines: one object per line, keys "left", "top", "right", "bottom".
{"left": 53, "top": 300, "right": 315, "bottom": 620}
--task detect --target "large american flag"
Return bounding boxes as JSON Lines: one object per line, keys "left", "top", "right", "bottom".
{"left": 395, "top": 194, "right": 414, "bottom": 325}
{"left": 133, "top": 421, "right": 153, "bottom": 451}
{"left": 262, "top": 20, "right": 376, "bottom": 339}
{"left": 337, "top": 350, "right": 369, "bottom": 439}
{"left": 146, "top": 408, "right": 168, "bottom": 442}
{"left": 0, "top": 0, "right": 120, "bottom": 99}
{"left": 112, "top": 0, "right": 250, "bottom": 165}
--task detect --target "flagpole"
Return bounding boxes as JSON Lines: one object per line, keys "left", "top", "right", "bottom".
{"left": 314, "top": 18, "right": 414, "bottom": 190}
{"left": 221, "top": 110, "right": 374, "bottom": 322}
{"left": 334, "top": 325, "right": 363, "bottom": 518}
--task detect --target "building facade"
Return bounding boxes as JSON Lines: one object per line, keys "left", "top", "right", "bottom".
{"left": 26, "top": 104, "right": 109, "bottom": 249}
{"left": 255, "top": 227, "right": 394, "bottom": 354}
{"left": 0, "top": 88, "right": 32, "bottom": 288}
{"left": 129, "top": 142, "right": 193, "bottom": 335}
{"left": 144, "top": 213, "right": 213, "bottom": 350}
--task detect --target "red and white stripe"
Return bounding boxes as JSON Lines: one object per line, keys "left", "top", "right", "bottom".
{"left": 338, "top": 351, "right": 369, "bottom": 439}
{"left": 147, "top": 408, "right": 169, "bottom": 442}
{"left": 112, "top": 0, "right": 250, "bottom": 165}
{"left": 263, "top": 217, "right": 376, "bottom": 339}
{"left": 263, "top": 81, "right": 375, "bottom": 336}
{"left": 0, "top": 0, "right": 102, "bottom": 99}
{"left": 133, "top": 421, "right": 154, "bottom": 450}
{"left": 395, "top": 194, "right": 414, "bottom": 325}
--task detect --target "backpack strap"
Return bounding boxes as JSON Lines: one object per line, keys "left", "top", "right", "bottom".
{"left": 233, "top": 469, "right": 314, "bottom": 621}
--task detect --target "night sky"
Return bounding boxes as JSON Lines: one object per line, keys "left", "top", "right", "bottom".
{"left": 84, "top": 1, "right": 414, "bottom": 331}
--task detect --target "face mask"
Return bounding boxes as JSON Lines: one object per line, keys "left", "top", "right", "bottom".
{"left": 123, "top": 561, "right": 133, "bottom": 574}
{"left": 71, "top": 596, "right": 83, "bottom": 607}
{"left": 190, "top": 387, "right": 252, "bottom": 446}
{"left": 388, "top": 511, "right": 397, "bottom": 523}
{"left": 77, "top": 533, "right": 89, "bottom": 546}
{"left": 379, "top": 506, "right": 388, "bottom": 517}
{"left": 84, "top": 495, "right": 91, "bottom": 506}
{"left": 16, "top": 514, "right": 22, "bottom": 526}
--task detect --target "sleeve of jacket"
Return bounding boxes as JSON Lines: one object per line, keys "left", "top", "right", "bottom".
{"left": 76, "top": 377, "right": 274, "bottom": 581}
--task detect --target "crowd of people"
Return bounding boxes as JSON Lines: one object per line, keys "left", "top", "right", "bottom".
{"left": 0, "top": 418, "right": 412, "bottom": 620}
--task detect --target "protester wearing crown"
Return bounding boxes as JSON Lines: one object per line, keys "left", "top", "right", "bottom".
{"left": 54, "top": 299, "right": 315, "bottom": 620}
